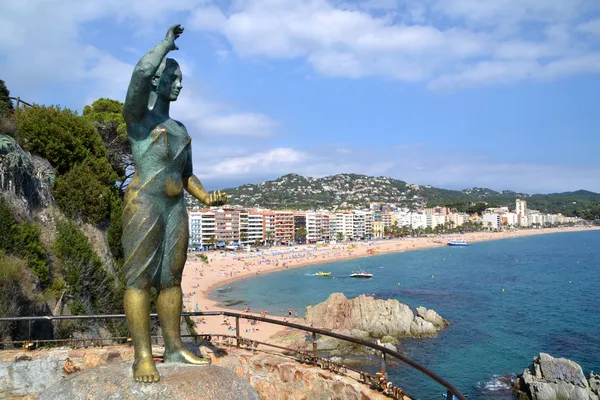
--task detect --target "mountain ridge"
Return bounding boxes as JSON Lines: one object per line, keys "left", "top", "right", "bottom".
{"left": 190, "top": 173, "right": 600, "bottom": 217}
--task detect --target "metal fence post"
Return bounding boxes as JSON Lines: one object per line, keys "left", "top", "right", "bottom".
{"left": 312, "top": 332, "right": 317, "bottom": 366}
{"left": 235, "top": 316, "right": 240, "bottom": 347}
{"left": 380, "top": 351, "right": 386, "bottom": 375}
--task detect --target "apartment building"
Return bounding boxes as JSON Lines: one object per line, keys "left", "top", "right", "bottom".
{"left": 274, "top": 211, "right": 294, "bottom": 244}
{"left": 333, "top": 211, "right": 354, "bottom": 240}
{"left": 239, "top": 211, "right": 249, "bottom": 245}
{"left": 372, "top": 221, "right": 385, "bottom": 239}
{"left": 248, "top": 212, "right": 264, "bottom": 244}
{"left": 483, "top": 213, "right": 501, "bottom": 230}
{"left": 215, "top": 209, "right": 240, "bottom": 245}
{"left": 188, "top": 210, "right": 215, "bottom": 249}
{"left": 261, "top": 211, "right": 276, "bottom": 244}
{"left": 294, "top": 213, "right": 307, "bottom": 244}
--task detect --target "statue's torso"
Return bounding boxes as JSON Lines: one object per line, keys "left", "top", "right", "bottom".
{"left": 126, "top": 118, "right": 191, "bottom": 200}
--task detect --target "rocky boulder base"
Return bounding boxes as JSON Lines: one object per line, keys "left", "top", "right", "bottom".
{"left": 304, "top": 293, "right": 449, "bottom": 341}
{"left": 38, "top": 363, "right": 258, "bottom": 400}
{"left": 514, "top": 353, "right": 600, "bottom": 400}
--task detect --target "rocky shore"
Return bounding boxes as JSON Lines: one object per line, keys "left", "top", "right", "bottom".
{"left": 514, "top": 353, "right": 600, "bottom": 400}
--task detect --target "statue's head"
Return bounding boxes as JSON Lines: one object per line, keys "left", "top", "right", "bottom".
{"left": 151, "top": 58, "right": 182, "bottom": 101}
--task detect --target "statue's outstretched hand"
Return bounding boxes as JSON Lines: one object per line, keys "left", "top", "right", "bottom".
{"left": 165, "top": 24, "right": 184, "bottom": 51}
{"left": 207, "top": 190, "right": 227, "bottom": 207}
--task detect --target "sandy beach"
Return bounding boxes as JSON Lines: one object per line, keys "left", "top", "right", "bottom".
{"left": 181, "top": 226, "right": 599, "bottom": 342}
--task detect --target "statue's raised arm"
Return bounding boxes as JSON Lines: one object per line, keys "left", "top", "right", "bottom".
{"left": 123, "top": 24, "right": 184, "bottom": 123}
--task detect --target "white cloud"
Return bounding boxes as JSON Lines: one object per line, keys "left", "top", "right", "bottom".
{"left": 0, "top": 0, "right": 276, "bottom": 138}
{"left": 198, "top": 148, "right": 306, "bottom": 178}
{"left": 185, "top": 0, "right": 600, "bottom": 89}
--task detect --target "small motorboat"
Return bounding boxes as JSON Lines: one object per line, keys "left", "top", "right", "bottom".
{"left": 350, "top": 270, "right": 373, "bottom": 278}
{"left": 315, "top": 271, "right": 331, "bottom": 277}
{"left": 447, "top": 239, "right": 470, "bottom": 246}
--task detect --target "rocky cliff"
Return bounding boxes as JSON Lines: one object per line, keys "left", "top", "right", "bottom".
{"left": 304, "top": 293, "right": 449, "bottom": 340}
{"left": 514, "top": 353, "right": 600, "bottom": 400}
{"left": 0, "top": 134, "right": 54, "bottom": 216}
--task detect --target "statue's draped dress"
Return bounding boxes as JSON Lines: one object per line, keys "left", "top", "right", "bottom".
{"left": 122, "top": 123, "right": 192, "bottom": 288}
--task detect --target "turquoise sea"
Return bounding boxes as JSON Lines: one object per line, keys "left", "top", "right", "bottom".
{"left": 210, "top": 231, "right": 600, "bottom": 399}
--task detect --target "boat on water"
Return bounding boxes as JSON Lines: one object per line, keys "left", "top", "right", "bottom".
{"left": 447, "top": 239, "right": 470, "bottom": 247}
{"left": 315, "top": 271, "right": 331, "bottom": 277}
{"left": 350, "top": 270, "right": 373, "bottom": 278}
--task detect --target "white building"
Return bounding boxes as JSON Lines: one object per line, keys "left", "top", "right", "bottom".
{"left": 188, "top": 210, "right": 216, "bottom": 249}
{"left": 503, "top": 212, "right": 518, "bottom": 226}
{"left": 247, "top": 213, "right": 264, "bottom": 244}
{"left": 483, "top": 213, "right": 501, "bottom": 230}
{"left": 410, "top": 213, "right": 427, "bottom": 229}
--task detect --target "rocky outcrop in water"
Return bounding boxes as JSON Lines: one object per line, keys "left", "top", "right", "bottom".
{"left": 304, "top": 293, "right": 450, "bottom": 354}
{"left": 514, "top": 353, "right": 600, "bottom": 400}
{"left": 0, "top": 134, "right": 54, "bottom": 216}
{"left": 304, "top": 293, "right": 449, "bottom": 342}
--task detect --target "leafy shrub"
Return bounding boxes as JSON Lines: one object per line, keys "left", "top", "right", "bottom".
{"left": 0, "top": 198, "right": 17, "bottom": 253}
{"left": 0, "top": 199, "right": 49, "bottom": 286}
{"left": 14, "top": 222, "right": 50, "bottom": 286}
{"left": 54, "top": 156, "right": 118, "bottom": 224}
{"left": 106, "top": 195, "right": 124, "bottom": 262}
{"left": 53, "top": 220, "right": 123, "bottom": 315}
{"left": 0, "top": 256, "right": 28, "bottom": 344}
{"left": 14, "top": 105, "right": 105, "bottom": 175}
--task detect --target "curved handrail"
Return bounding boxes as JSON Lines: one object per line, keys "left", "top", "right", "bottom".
{"left": 0, "top": 311, "right": 467, "bottom": 400}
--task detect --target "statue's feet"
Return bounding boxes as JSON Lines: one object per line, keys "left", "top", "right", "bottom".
{"left": 133, "top": 357, "right": 160, "bottom": 383}
{"left": 164, "top": 348, "right": 211, "bottom": 365}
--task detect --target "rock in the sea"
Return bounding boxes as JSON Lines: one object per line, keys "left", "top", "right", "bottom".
{"left": 416, "top": 306, "right": 450, "bottom": 329}
{"left": 514, "top": 353, "right": 596, "bottom": 400}
{"left": 38, "top": 362, "right": 258, "bottom": 400}
{"left": 304, "top": 293, "right": 448, "bottom": 339}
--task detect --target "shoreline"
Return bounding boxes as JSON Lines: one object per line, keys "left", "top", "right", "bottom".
{"left": 181, "top": 226, "right": 599, "bottom": 342}
{"left": 200, "top": 226, "right": 599, "bottom": 298}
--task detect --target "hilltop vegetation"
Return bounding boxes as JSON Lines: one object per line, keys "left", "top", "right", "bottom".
{"left": 0, "top": 80, "right": 128, "bottom": 344}
{"left": 220, "top": 173, "right": 600, "bottom": 219}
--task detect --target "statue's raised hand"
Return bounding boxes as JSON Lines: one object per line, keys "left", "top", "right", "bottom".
{"left": 207, "top": 190, "right": 228, "bottom": 207}
{"left": 165, "top": 24, "right": 184, "bottom": 51}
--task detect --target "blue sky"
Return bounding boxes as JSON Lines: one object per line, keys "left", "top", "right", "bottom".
{"left": 2, "top": 0, "right": 600, "bottom": 193}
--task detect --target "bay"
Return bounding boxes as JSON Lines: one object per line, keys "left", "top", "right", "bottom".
{"left": 210, "top": 230, "right": 600, "bottom": 399}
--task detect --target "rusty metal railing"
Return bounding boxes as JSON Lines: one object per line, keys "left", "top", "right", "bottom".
{"left": 0, "top": 311, "right": 467, "bottom": 400}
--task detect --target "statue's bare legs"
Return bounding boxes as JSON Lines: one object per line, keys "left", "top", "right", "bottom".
{"left": 158, "top": 286, "right": 211, "bottom": 364}
{"left": 124, "top": 287, "right": 160, "bottom": 383}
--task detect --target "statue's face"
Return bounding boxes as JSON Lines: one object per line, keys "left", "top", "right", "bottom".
{"left": 157, "top": 65, "right": 183, "bottom": 101}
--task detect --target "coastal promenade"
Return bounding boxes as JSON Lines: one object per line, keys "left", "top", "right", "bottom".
{"left": 181, "top": 226, "right": 599, "bottom": 343}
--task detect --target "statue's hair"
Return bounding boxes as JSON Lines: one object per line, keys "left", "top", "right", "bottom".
{"left": 154, "top": 57, "right": 179, "bottom": 82}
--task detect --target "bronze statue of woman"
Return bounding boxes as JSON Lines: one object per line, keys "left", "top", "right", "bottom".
{"left": 122, "top": 24, "right": 226, "bottom": 383}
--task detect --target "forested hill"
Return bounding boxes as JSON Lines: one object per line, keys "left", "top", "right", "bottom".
{"left": 219, "top": 173, "right": 600, "bottom": 218}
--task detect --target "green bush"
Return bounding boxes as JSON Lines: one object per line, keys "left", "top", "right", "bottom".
{"left": 54, "top": 156, "right": 118, "bottom": 224}
{"left": 53, "top": 220, "right": 122, "bottom": 314}
{"left": 0, "top": 256, "right": 28, "bottom": 344}
{"left": 83, "top": 98, "right": 130, "bottom": 182}
{"left": 0, "top": 198, "right": 17, "bottom": 253}
{"left": 106, "top": 196, "right": 124, "bottom": 262}
{"left": 0, "top": 199, "right": 50, "bottom": 286}
{"left": 14, "top": 222, "right": 50, "bottom": 286}
{"left": 14, "top": 105, "right": 106, "bottom": 175}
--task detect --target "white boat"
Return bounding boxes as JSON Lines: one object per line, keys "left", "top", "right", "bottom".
{"left": 350, "top": 270, "right": 373, "bottom": 278}
{"left": 447, "top": 239, "right": 470, "bottom": 247}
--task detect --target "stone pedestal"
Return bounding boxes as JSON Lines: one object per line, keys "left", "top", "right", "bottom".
{"left": 38, "top": 362, "right": 258, "bottom": 400}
